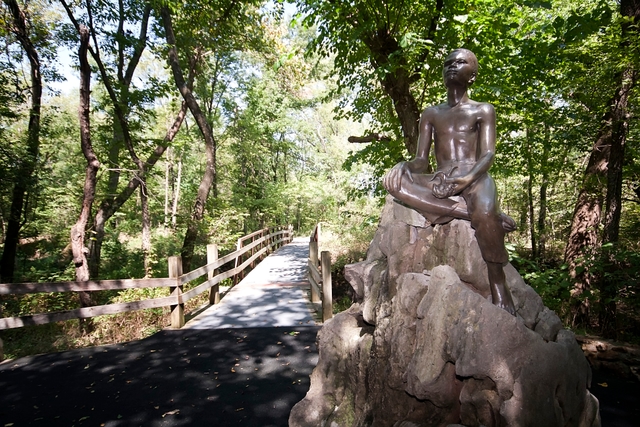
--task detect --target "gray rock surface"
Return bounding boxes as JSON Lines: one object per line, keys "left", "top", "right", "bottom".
{"left": 290, "top": 195, "right": 601, "bottom": 427}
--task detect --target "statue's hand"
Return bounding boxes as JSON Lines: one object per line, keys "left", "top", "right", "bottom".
{"left": 383, "top": 162, "right": 412, "bottom": 193}
{"left": 431, "top": 169, "right": 458, "bottom": 198}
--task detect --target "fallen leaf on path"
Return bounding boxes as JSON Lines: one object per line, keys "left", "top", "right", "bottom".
{"left": 597, "top": 382, "right": 608, "bottom": 387}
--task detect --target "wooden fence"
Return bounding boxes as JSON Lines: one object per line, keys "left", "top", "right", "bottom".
{"left": 0, "top": 226, "right": 293, "bottom": 330}
{"left": 308, "top": 224, "right": 333, "bottom": 322}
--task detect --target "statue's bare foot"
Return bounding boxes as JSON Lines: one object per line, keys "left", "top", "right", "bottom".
{"left": 491, "top": 282, "right": 516, "bottom": 316}
{"left": 487, "top": 262, "right": 516, "bottom": 316}
{"left": 501, "top": 213, "right": 516, "bottom": 232}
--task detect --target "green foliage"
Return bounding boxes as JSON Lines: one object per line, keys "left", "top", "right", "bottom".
{"left": 510, "top": 250, "right": 573, "bottom": 315}
{"left": 100, "top": 236, "right": 145, "bottom": 279}
{"left": 511, "top": 241, "right": 640, "bottom": 336}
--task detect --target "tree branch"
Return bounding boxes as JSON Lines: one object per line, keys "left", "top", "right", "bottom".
{"left": 348, "top": 133, "right": 391, "bottom": 143}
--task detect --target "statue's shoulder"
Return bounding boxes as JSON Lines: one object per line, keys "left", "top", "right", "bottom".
{"left": 422, "top": 103, "right": 448, "bottom": 118}
{"left": 468, "top": 99, "right": 495, "bottom": 116}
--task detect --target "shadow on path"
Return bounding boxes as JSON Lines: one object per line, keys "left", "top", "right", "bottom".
{"left": 0, "top": 326, "right": 320, "bottom": 427}
{"left": 591, "top": 369, "right": 640, "bottom": 427}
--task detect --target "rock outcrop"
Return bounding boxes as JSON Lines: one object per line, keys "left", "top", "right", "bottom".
{"left": 290, "top": 196, "right": 600, "bottom": 427}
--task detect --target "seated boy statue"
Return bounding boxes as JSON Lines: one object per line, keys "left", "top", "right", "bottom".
{"left": 383, "top": 48, "right": 516, "bottom": 315}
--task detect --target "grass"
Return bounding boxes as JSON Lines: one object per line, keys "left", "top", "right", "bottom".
{"left": 1, "top": 308, "right": 170, "bottom": 361}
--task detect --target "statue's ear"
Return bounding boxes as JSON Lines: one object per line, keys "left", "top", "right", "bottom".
{"left": 468, "top": 73, "right": 477, "bottom": 85}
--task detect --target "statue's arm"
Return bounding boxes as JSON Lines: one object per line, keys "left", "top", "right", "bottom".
{"left": 383, "top": 109, "right": 433, "bottom": 192}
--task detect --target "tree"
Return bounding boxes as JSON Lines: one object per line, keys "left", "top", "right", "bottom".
{"left": 297, "top": 0, "right": 457, "bottom": 159}
{"left": 564, "top": 0, "right": 640, "bottom": 330}
{"left": 69, "top": 25, "right": 98, "bottom": 307}
{"left": 0, "top": 0, "right": 45, "bottom": 282}
{"left": 157, "top": 0, "right": 265, "bottom": 271}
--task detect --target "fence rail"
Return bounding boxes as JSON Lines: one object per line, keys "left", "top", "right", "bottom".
{"left": 308, "top": 224, "right": 333, "bottom": 322}
{"left": 0, "top": 226, "right": 293, "bottom": 330}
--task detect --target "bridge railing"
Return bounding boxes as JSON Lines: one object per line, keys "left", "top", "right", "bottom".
{"left": 0, "top": 226, "right": 294, "bottom": 330}
{"left": 308, "top": 224, "right": 333, "bottom": 322}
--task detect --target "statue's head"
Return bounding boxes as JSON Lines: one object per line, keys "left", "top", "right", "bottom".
{"left": 443, "top": 48, "right": 478, "bottom": 88}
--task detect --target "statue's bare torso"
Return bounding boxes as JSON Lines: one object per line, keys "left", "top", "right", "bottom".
{"left": 426, "top": 101, "right": 494, "bottom": 170}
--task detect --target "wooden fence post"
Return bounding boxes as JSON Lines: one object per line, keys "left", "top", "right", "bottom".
{"left": 234, "top": 238, "right": 242, "bottom": 286}
{"left": 207, "top": 243, "right": 219, "bottom": 305}
{"left": 168, "top": 256, "right": 184, "bottom": 328}
{"left": 309, "top": 235, "right": 320, "bottom": 303}
{"left": 321, "top": 251, "right": 333, "bottom": 322}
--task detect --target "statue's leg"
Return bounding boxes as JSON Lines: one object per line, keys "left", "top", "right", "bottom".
{"left": 464, "top": 174, "right": 515, "bottom": 315}
{"left": 391, "top": 173, "right": 470, "bottom": 223}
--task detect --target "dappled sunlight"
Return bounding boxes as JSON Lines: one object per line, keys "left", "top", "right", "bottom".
{"left": 0, "top": 327, "right": 319, "bottom": 426}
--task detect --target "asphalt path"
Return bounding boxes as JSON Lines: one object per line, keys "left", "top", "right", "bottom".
{"left": 0, "top": 326, "right": 320, "bottom": 427}
{"left": 2, "top": 329, "right": 637, "bottom": 427}
{"left": 591, "top": 369, "right": 640, "bottom": 427}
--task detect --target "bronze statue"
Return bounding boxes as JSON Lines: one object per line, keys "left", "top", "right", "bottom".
{"left": 383, "top": 48, "right": 516, "bottom": 315}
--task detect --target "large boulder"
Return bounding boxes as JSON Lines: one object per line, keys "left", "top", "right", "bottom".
{"left": 290, "top": 195, "right": 600, "bottom": 427}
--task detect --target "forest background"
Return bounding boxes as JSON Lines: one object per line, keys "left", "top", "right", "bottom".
{"left": 0, "top": 0, "right": 639, "bottom": 359}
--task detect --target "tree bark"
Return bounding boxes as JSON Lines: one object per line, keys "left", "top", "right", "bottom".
{"left": 0, "top": 0, "right": 42, "bottom": 283}
{"left": 597, "top": 0, "right": 639, "bottom": 334}
{"left": 348, "top": 133, "right": 391, "bottom": 143}
{"left": 70, "top": 26, "right": 99, "bottom": 309}
{"left": 161, "top": 6, "right": 217, "bottom": 272}
{"left": 537, "top": 126, "right": 550, "bottom": 260}
{"left": 164, "top": 150, "right": 171, "bottom": 227}
{"left": 564, "top": 109, "right": 610, "bottom": 326}
{"left": 525, "top": 128, "right": 536, "bottom": 258}
{"left": 171, "top": 154, "right": 182, "bottom": 229}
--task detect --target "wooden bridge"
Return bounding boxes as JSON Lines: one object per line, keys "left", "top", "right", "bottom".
{"left": 0, "top": 225, "right": 334, "bottom": 426}
{"left": 0, "top": 225, "right": 333, "bottom": 332}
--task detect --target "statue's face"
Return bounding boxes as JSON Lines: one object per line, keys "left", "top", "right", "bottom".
{"left": 443, "top": 50, "right": 477, "bottom": 88}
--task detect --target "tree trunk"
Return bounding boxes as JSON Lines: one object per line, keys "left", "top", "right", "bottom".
{"left": 525, "top": 128, "right": 537, "bottom": 258}
{"left": 164, "top": 149, "right": 171, "bottom": 227}
{"left": 161, "top": 7, "right": 217, "bottom": 272}
{"left": 363, "top": 32, "right": 420, "bottom": 156}
{"left": 140, "top": 179, "right": 152, "bottom": 277}
{"left": 171, "top": 155, "right": 183, "bottom": 229}
{"left": 0, "top": 0, "right": 42, "bottom": 283}
{"left": 564, "top": 0, "right": 639, "bottom": 329}
{"left": 70, "top": 26, "right": 99, "bottom": 310}
{"left": 564, "top": 114, "right": 609, "bottom": 327}
{"left": 537, "top": 175, "right": 548, "bottom": 260}
{"left": 599, "top": 66, "right": 635, "bottom": 336}
{"left": 61, "top": 0, "right": 154, "bottom": 280}
{"left": 538, "top": 127, "right": 550, "bottom": 261}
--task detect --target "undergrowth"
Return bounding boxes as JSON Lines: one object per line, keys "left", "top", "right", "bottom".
{"left": 319, "top": 225, "right": 377, "bottom": 315}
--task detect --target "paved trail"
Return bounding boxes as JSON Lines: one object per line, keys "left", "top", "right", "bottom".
{"left": 0, "top": 238, "right": 322, "bottom": 427}
{"left": 184, "top": 237, "right": 318, "bottom": 329}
